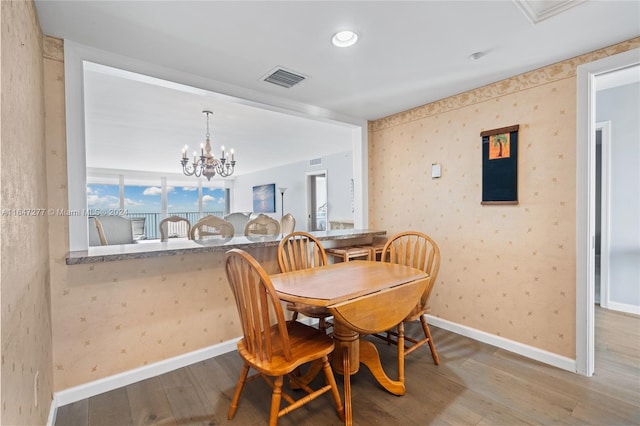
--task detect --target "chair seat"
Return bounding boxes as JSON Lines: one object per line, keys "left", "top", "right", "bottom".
{"left": 236, "top": 321, "right": 335, "bottom": 376}
{"left": 287, "top": 302, "right": 331, "bottom": 319}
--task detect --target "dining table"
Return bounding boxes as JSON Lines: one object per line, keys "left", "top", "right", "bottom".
{"left": 270, "top": 260, "right": 429, "bottom": 425}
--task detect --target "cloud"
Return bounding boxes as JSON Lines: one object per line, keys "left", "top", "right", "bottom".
{"left": 202, "top": 194, "right": 216, "bottom": 204}
{"left": 124, "top": 198, "right": 144, "bottom": 207}
{"left": 87, "top": 194, "right": 120, "bottom": 209}
{"left": 182, "top": 186, "right": 198, "bottom": 191}
{"left": 143, "top": 187, "right": 162, "bottom": 196}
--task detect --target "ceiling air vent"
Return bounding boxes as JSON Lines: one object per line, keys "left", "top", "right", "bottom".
{"left": 262, "top": 67, "right": 306, "bottom": 88}
{"left": 309, "top": 158, "right": 322, "bottom": 166}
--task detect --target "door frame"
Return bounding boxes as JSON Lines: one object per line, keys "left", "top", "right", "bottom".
{"left": 306, "top": 170, "right": 328, "bottom": 231}
{"left": 595, "top": 121, "right": 612, "bottom": 309}
{"left": 575, "top": 48, "right": 639, "bottom": 377}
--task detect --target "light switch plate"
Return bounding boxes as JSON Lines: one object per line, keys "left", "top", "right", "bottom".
{"left": 431, "top": 163, "right": 441, "bottom": 178}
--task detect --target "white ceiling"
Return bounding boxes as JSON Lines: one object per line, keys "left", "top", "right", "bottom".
{"left": 34, "top": 1, "right": 640, "bottom": 178}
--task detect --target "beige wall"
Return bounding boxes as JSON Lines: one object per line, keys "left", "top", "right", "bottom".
{"left": 1, "top": 1, "right": 53, "bottom": 424}
{"left": 369, "top": 38, "right": 640, "bottom": 358}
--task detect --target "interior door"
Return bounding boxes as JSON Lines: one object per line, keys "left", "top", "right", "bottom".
{"left": 307, "top": 171, "right": 327, "bottom": 231}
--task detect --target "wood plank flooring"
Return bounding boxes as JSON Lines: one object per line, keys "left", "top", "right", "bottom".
{"left": 55, "top": 307, "right": 640, "bottom": 425}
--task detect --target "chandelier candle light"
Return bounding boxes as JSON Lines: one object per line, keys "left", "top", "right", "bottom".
{"left": 181, "top": 110, "right": 236, "bottom": 180}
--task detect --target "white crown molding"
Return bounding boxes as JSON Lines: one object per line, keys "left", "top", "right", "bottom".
{"left": 514, "top": 0, "right": 588, "bottom": 24}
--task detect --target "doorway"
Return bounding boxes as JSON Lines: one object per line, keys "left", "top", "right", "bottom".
{"left": 576, "top": 48, "right": 640, "bottom": 376}
{"left": 307, "top": 171, "right": 327, "bottom": 231}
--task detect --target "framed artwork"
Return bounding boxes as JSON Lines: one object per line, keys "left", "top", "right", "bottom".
{"left": 252, "top": 183, "right": 276, "bottom": 213}
{"left": 481, "top": 125, "right": 519, "bottom": 205}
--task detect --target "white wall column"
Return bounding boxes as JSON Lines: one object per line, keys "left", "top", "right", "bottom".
{"left": 161, "top": 176, "right": 168, "bottom": 218}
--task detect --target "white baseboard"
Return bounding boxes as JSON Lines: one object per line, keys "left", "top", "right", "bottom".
{"left": 425, "top": 314, "right": 577, "bottom": 373}
{"left": 605, "top": 301, "right": 640, "bottom": 315}
{"left": 52, "top": 337, "right": 240, "bottom": 411}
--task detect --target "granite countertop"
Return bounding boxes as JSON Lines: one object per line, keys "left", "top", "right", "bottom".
{"left": 66, "top": 229, "right": 386, "bottom": 265}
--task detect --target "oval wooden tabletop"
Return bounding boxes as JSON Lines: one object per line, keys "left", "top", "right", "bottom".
{"left": 270, "top": 260, "right": 429, "bottom": 307}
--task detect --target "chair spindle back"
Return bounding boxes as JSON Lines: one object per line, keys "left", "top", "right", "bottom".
{"left": 225, "top": 249, "right": 291, "bottom": 362}
{"left": 382, "top": 231, "right": 441, "bottom": 309}
{"left": 277, "top": 231, "right": 328, "bottom": 272}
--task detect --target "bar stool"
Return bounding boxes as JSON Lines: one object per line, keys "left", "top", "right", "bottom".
{"left": 326, "top": 246, "right": 372, "bottom": 263}
{"left": 357, "top": 240, "right": 387, "bottom": 261}
{"left": 357, "top": 238, "right": 387, "bottom": 260}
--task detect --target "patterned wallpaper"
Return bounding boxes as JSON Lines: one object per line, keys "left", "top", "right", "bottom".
{"left": 41, "top": 35, "right": 640, "bottom": 392}
{"left": 1, "top": 2, "right": 53, "bottom": 425}
{"left": 42, "top": 38, "right": 249, "bottom": 390}
{"left": 368, "top": 37, "right": 640, "bottom": 358}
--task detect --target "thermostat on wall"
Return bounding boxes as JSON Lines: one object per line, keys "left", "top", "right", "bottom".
{"left": 431, "top": 163, "right": 442, "bottom": 179}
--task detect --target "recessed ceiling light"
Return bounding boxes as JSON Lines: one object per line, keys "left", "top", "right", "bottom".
{"left": 332, "top": 30, "right": 358, "bottom": 47}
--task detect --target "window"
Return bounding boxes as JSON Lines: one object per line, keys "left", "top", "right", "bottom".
{"left": 86, "top": 183, "right": 120, "bottom": 214}
{"left": 86, "top": 180, "right": 226, "bottom": 241}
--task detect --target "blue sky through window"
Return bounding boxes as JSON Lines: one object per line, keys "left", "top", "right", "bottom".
{"left": 87, "top": 184, "right": 225, "bottom": 214}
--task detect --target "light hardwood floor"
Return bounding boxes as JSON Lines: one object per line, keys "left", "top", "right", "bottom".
{"left": 55, "top": 307, "right": 639, "bottom": 425}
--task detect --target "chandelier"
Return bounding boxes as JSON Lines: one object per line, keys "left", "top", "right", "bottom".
{"left": 180, "top": 110, "right": 236, "bottom": 180}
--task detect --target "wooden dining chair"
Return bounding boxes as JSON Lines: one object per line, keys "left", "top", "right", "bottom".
{"left": 244, "top": 215, "right": 280, "bottom": 237}
{"left": 159, "top": 215, "right": 191, "bottom": 241}
{"left": 190, "top": 215, "right": 234, "bottom": 239}
{"left": 224, "top": 249, "right": 345, "bottom": 426}
{"left": 277, "top": 231, "right": 332, "bottom": 331}
{"left": 375, "top": 231, "right": 441, "bottom": 364}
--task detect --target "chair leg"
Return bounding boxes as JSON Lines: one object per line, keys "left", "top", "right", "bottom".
{"left": 321, "top": 355, "right": 345, "bottom": 422}
{"left": 228, "top": 363, "right": 250, "bottom": 419}
{"left": 420, "top": 315, "right": 440, "bottom": 365}
{"left": 269, "top": 376, "right": 284, "bottom": 426}
{"left": 397, "top": 322, "right": 405, "bottom": 385}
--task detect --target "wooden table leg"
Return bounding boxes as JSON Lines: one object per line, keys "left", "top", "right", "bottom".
{"left": 359, "top": 339, "right": 406, "bottom": 396}
{"left": 343, "top": 346, "right": 352, "bottom": 426}
{"left": 397, "top": 322, "right": 405, "bottom": 386}
{"left": 331, "top": 321, "right": 359, "bottom": 375}
{"left": 331, "top": 319, "right": 405, "bottom": 425}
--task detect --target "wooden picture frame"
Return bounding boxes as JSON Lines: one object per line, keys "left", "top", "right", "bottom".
{"left": 481, "top": 125, "right": 519, "bottom": 205}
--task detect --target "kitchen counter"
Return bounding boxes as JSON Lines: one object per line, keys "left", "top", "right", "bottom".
{"left": 66, "top": 229, "right": 386, "bottom": 265}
